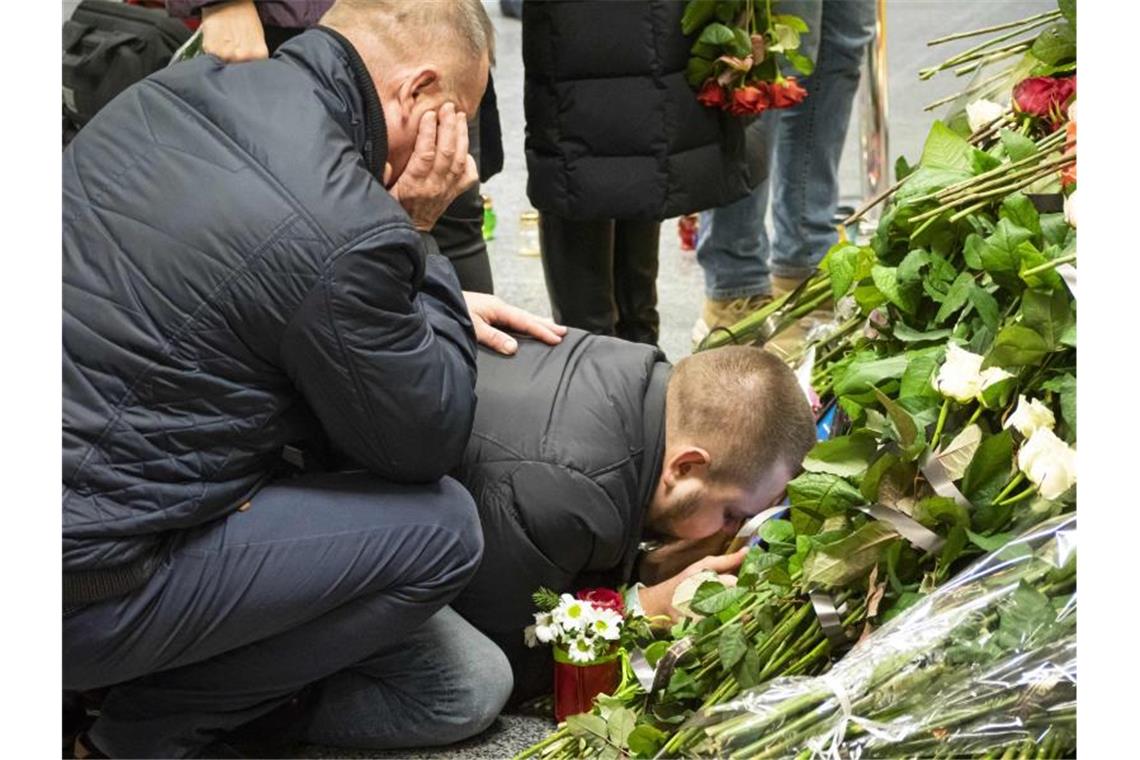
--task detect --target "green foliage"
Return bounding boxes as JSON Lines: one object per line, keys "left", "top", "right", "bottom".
{"left": 802, "top": 432, "right": 880, "bottom": 477}
{"left": 532, "top": 586, "right": 560, "bottom": 611}
{"left": 961, "top": 430, "right": 1015, "bottom": 505}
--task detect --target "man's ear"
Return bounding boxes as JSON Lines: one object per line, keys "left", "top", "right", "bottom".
{"left": 663, "top": 446, "right": 711, "bottom": 487}
{"left": 397, "top": 67, "right": 441, "bottom": 112}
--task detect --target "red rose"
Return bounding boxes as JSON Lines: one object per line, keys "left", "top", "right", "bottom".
{"left": 728, "top": 83, "right": 770, "bottom": 116}
{"left": 1013, "top": 76, "right": 1076, "bottom": 121}
{"left": 770, "top": 77, "right": 808, "bottom": 109}
{"left": 577, "top": 588, "right": 624, "bottom": 615}
{"left": 696, "top": 79, "right": 727, "bottom": 109}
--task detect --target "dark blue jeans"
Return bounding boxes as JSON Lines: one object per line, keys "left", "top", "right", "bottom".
{"left": 63, "top": 472, "right": 510, "bottom": 757}
{"left": 696, "top": 0, "right": 877, "bottom": 298}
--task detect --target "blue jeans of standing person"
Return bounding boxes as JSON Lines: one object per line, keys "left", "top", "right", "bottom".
{"left": 64, "top": 472, "right": 512, "bottom": 758}
{"left": 696, "top": 0, "right": 877, "bottom": 299}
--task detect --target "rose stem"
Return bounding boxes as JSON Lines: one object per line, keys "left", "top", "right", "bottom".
{"left": 926, "top": 10, "right": 1061, "bottom": 46}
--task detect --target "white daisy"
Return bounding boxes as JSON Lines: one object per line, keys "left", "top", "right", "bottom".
{"left": 552, "top": 594, "right": 594, "bottom": 633}
{"left": 589, "top": 608, "right": 624, "bottom": 641}
{"left": 567, "top": 635, "right": 598, "bottom": 664}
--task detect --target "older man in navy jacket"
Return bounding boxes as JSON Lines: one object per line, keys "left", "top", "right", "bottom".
{"left": 62, "top": 1, "right": 560, "bottom": 755}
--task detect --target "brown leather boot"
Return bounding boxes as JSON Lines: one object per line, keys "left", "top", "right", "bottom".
{"left": 691, "top": 293, "right": 773, "bottom": 348}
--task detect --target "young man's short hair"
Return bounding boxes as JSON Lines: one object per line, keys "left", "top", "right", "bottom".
{"left": 666, "top": 346, "right": 816, "bottom": 487}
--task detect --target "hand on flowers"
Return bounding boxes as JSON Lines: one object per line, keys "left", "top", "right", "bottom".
{"left": 388, "top": 103, "right": 479, "bottom": 231}
{"left": 200, "top": 0, "right": 268, "bottom": 63}
{"left": 463, "top": 292, "right": 567, "bottom": 356}
{"left": 638, "top": 548, "right": 748, "bottom": 621}
{"left": 636, "top": 532, "right": 732, "bottom": 586}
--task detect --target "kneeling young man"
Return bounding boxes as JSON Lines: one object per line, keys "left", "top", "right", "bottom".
{"left": 451, "top": 330, "right": 816, "bottom": 700}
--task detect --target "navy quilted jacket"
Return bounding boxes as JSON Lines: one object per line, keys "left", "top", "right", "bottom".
{"left": 62, "top": 29, "right": 478, "bottom": 598}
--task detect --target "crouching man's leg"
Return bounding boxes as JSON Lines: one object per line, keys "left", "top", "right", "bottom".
{"left": 63, "top": 473, "right": 483, "bottom": 758}
{"left": 303, "top": 605, "right": 513, "bottom": 749}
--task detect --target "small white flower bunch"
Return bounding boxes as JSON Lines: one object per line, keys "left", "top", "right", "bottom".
{"left": 525, "top": 591, "right": 625, "bottom": 664}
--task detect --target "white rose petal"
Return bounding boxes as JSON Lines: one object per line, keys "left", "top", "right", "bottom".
{"left": 567, "top": 635, "right": 597, "bottom": 664}
{"left": 966, "top": 98, "right": 1006, "bottom": 133}
{"left": 1004, "top": 395, "right": 1056, "bottom": 438}
{"left": 1064, "top": 190, "right": 1076, "bottom": 228}
{"left": 1017, "top": 427, "right": 1076, "bottom": 501}
{"left": 589, "top": 608, "right": 624, "bottom": 641}
{"left": 979, "top": 366, "right": 1013, "bottom": 390}
{"left": 933, "top": 344, "right": 986, "bottom": 402}
{"left": 552, "top": 594, "right": 593, "bottom": 632}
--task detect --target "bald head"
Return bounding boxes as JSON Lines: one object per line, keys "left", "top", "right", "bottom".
{"left": 321, "top": 0, "right": 494, "bottom": 183}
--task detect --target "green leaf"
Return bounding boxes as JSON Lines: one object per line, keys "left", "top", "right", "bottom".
{"left": 836, "top": 354, "right": 909, "bottom": 397}
{"left": 666, "top": 668, "right": 702, "bottom": 699}
{"left": 892, "top": 323, "right": 952, "bottom": 343}
{"left": 963, "top": 233, "right": 985, "bottom": 270}
{"left": 1021, "top": 287, "right": 1074, "bottom": 351}
{"left": 606, "top": 707, "right": 637, "bottom": 747}
{"left": 895, "top": 166, "right": 973, "bottom": 203}
{"left": 567, "top": 714, "right": 610, "bottom": 743}
{"left": 801, "top": 522, "right": 899, "bottom": 588}
{"left": 759, "top": 518, "right": 795, "bottom": 546}
{"left": 787, "top": 472, "right": 864, "bottom": 514}
{"left": 730, "top": 26, "right": 752, "bottom": 57}
{"left": 685, "top": 57, "right": 715, "bottom": 88}
{"left": 873, "top": 388, "right": 923, "bottom": 460}
{"left": 1031, "top": 24, "right": 1076, "bottom": 66}
{"left": 1017, "top": 244, "right": 1065, "bottom": 291}
{"left": 823, "top": 243, "right": 874, "bottom": 301}
{"left": 739, "top": 549, "right": 786, "bottom": 587}
{"left": 934, "top": 525, "right": 968, "bottom": 581}
{"left": 967, "top": 283, "right": 1000, "bottom": 333}
{"left": 920, "top": 121, "right": 973, "bottom": 172}
{"left": 734, "top": 647, "right": 762, "bottom": 689}
{"left": 899, "top": 345, "right": 946, "bottom": 403}
{"left": 979, "top": 219, "right": 1033, "bottom": 276}
{"left": 970, "top": 147, "right": 1002, "bottom": 174}
{"left": 914, "top": 496, "right": 969, "bottom": 530}
{"left": 1000, "top": 193, "right": 1041, "bottom": 237}
{"left": 978, "top": 375, "right": 1016, "bottom": 410}
{"left": 1058, "top": 0, "right": 1076, "bottom": 26}
{"left": 692, "top": 581, "right": 748, "bottom": 615}
{"left": 714, "top": 0, "right": 740, "bottom": 24}
{"left": 1040, "top": 212, "right": 1074, "bottom": 249}
{"left": 986, "top": 324, "right": 1051, "bottom": 367}
{"left": 860, "top": 451, "right": 898, "bottom": 502}
{"left": 897, "top": 248, "right": 931, "bottom": 283}
{"left": 697, "top": 22, "right": 736, "bottom": 47}
{"left": 717, "top": 622, "right": 748, "bottom": 671}
{"left": 934, "top": 272, "right": 974, "bottom": 325}
{"left": 772, "top": 13, "right": 809, "bottom": 33}
{"left": 882, "top": 591, "right": 925, "bottom": 622}
{"left": 999, "top": 129, "right": 1039, "bottom": 164}
{"left": 872, "top": 265, "right": 920, "bottom": 314}
{"left": 803, "top": 432, "right": 879, "bottom": 477}
{"left": 681, "top": 0, "right": 719, "bottom": 34}
{"left": 961, "top": 429, "right": 1014, "bottom": 505}
{"left": 627, "top": 725, "right": 667, "bottom": 758}
{"left": 784, "top": 49, "right": 815, "bottom": 75}
{"left": 770, "top": 23, "right": 801, "bottom": 52}
{"left": 1042, "top": 374, "right": 1076, "bottom": 440}
{"left": 643, "top": 640, "right": 670, "bottom": 668}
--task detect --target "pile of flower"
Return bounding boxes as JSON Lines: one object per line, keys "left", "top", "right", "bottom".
{"left": 682, "top": 0, "right": 813, "bottom": 116}
{"left": 518, "top": 4, "right": 1077, "bottom": 758}
{"left": 527, "top": 588, "right": 629, "bottom": 664}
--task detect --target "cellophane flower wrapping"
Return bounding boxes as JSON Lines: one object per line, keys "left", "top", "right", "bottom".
{"left": 682, "top": 515, "right": 1076, "bottom": 759}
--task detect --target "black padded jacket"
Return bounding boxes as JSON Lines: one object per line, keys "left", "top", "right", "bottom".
{"left": 522, "top": 0, "right": 765, "bottom": 220}
{"left": 62, "top": 28, "right": 478, "bottom": 605}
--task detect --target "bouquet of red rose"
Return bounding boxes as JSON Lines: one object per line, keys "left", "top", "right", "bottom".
{"left": 682, "top": 0, "right": 814, "bottom": 116}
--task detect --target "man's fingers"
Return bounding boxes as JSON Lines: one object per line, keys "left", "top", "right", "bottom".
{"left": 458, "top": 155, "right": 479, "bottom": 194}
{"left": 452, "top": 112, "right": 471, "bottom": 180}
{"left": 488, "top": 302, "right": 565, "bottom": 345}
{"left": 699, "top": 547, "right": 749, "bottom": 574}
{"left": 433, "top": 102, "right": 459, "bottom": 176}
{"left": 409, "top": 110, "right": 438, "bottom": 176}
{"left": 473, "top": 320, "right": 519, "bottom": 356}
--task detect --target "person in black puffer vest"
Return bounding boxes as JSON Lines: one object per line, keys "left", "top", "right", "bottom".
{"left": 523, "top": 1, "right": 766, "bottom": 347}
{"left": 451, "top": 333, "right": 817, "bottom": 703}
{"left": 63, "top": 1, "right": 565, "bottom": 756}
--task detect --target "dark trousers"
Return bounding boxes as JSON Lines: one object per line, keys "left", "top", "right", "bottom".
{"left": 539, "top": 215, "right": 661, "bottom": 346}
{"left": 63, "top": 473, "right": 488, "bottom": 758}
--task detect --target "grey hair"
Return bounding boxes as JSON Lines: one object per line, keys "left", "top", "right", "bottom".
{"left": 322, "top": 0, "right": 496, "bottom": 66}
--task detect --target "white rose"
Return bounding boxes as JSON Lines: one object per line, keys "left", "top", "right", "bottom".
{"left": 1004, "top": 395, "right": 1056, "bottom": 438}
{"left": 1064, "top": 190, "right": 1076, "bottom": 228}
{"left": 1017, "top": 427, "right": 1077, "bottom": 501}
{"left": 552, "top": 594, "right": 593, "bottom": 632}
{"left": 966, "top": 98, "right": 1005, "bottom": 133}
{"left": 979, "top": 366, "right": 1013, "bottom": 391}
{"left": 933, "top": 344, "right": 985, "bottom": 402}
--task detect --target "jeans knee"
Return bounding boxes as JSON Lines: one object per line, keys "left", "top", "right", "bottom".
{"left": 438, "top": 637, "right": 513, "bottom": 744}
